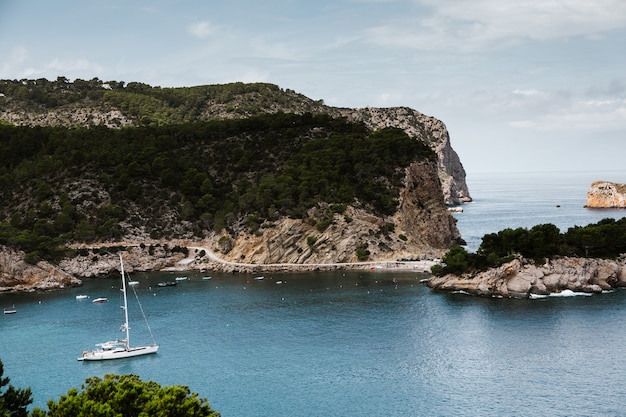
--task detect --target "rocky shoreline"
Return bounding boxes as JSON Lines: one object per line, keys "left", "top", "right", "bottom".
{"left": 0, "top": 242, "right": 438, "bottom": 293}
{"left": 425, "top": 256, "right": 626, "bottom": 298}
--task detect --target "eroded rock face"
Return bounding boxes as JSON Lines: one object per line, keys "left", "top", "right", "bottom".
{"left": 338, "top": 106, "right": 471, "bottom": 205}
{"left": 425, "top": 257, "right": 626, "bottom": 298}
{"left": 585, "top": 181, "right": 626, "bottom": 208}
{"left": 0, "top": 246, "right": 82, "bottom": 292}
{"left": 212, "top": 162, "right": 462, "bottom": 265}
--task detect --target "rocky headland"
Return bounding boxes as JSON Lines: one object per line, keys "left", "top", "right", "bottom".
{"left": 585, "top": 180, "right": 626, "bottom": 208}
{"left": 425, "top": 256, "right": 626, "bottom": 298}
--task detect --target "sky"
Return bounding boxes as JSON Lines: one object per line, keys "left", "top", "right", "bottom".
{"left": 1, "top": 0, "right": 625, "bottom": 174}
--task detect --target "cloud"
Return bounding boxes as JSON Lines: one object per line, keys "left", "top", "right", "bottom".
{"left": 0, "top": 46, "right": 29, "bottom": 75}
{"left": 363, "top": 0, "right": 626, "bottom": 52}
{"left": 188, "top": 21, "right": 216, "bottom": 39}
{"left": 508, "top": 92, "right": 626, "bottom": 132}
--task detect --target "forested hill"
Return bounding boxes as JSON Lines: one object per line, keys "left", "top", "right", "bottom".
{"left": 0, "top": 108, "right": 439, "bottom": 260}
{"left": 0, "top": 77, "right": 330, "bottom": 126}
{"left": 0, "top": 77, "right": 471, "bottom": 204}
{"left": 0, "top": 77, "right": 466, "bottom": 269}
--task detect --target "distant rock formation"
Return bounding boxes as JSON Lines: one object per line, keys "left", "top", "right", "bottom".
{"left": 425, "top": 256, "right": 626, "bottom": 299}
{"left": 584, "top": 181, "right": 626, "bottom": 208}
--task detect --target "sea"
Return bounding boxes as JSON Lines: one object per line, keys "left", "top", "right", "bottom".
{"left": 2, "top": 170, "right": 626, "bottom": 417}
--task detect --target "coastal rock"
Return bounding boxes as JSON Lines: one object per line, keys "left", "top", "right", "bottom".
{"left": 208, "top": 161, "right": 461, "bottom": 266}
{"left": 584, "top": 181, "right": 626, "bottom": 208}
{"left": 338, "top": 106, "right": 471, "bottom": 205}
{"left": 425, "top": 257, "right": 626, "bottom": 298}
{"left": 0, "top": 246, "right": 81, "bottom": 292}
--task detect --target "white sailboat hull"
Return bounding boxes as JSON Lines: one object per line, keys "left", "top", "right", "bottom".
{"left": 78, "top": 344, "right": 158, "bottom": 361}
{"left": 78, "top": 254, "right": 159, "bottom": 362}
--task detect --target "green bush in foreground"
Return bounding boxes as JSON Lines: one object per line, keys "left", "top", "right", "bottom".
{"left": 30, "top": 374, "right": 219, "bottom": 417}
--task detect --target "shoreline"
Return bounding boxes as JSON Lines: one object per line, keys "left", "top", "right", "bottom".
{"left": 0, "top": 242, "right": 439, "bottom": 293}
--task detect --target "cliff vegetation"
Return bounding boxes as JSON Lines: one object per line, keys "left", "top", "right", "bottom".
{"left": 0, "top": 114, "right": 434, "bottom": 262}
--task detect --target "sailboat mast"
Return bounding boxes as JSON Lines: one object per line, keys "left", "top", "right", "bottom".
{"left": 119, "top": 253, "right": 130, "bottom": 349}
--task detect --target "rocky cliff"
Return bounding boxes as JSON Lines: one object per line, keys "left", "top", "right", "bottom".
{"left": 212, "top": 160, "right": 462, "bottom": 265}
{"left": 584, "top": 181, "right": 626, "bottom": 208}
{"left": 425, "top": 256, "right": 626, "bottom": 298}
{"left": 337, "top": 107, "right": 471, "bottom": 205}
{"left": 0, "top": 246, "right": 81, "bottom": 292}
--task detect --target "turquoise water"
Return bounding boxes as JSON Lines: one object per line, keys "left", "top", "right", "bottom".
{"left": 2, "top": 170, "right": 626, "bottom": 416}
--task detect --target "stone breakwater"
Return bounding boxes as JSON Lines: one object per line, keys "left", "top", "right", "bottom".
{"left": 425, "top": 256, "right": 626, "bottom": 298}
{"left": 584, "top": 180, "right": 626, "bottom": 208}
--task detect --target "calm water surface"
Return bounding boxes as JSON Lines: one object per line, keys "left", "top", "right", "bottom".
{"left": 2, "top": 170, "right": 626, "bottom": 417}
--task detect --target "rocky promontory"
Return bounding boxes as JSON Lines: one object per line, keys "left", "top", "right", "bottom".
{"left": 584, "top": 181, "right": 626, "bottom": 208}
{"left": 425, "top": 256, "right": 626, "bottom": 298}
{"left": 0, "top": 247, "right": 81, "bottom": 292}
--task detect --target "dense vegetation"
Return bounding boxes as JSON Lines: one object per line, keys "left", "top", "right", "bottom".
{"left": 0, "top": 112, "right": 435, "bottom": 262}
{"left": 0, "top": 360, "right": 219, "bottom": 417}
{"left": 431, "top": 217, "right": 626, "bottom": 276}
{"left": 0, "top": 77, "right": 325, "bottom": 125}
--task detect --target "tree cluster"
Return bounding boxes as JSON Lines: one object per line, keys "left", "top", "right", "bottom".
{"left": 431, "top": 217, "right": 626, "bottom": 276}
{"left": 0, "top": 359, "right": 219, "bottom": 417}
{"left": 0, "top": 112, "right": 434, "bottom": 262}
{"left": 0, "top": 77, "right": 320, "bottom": 125}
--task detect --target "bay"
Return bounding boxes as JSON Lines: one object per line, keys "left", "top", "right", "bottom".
{"left": 2, "top": 170, "right": 626, "bottom": 417}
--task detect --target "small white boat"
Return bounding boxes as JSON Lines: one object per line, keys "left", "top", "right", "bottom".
{"left": 202, "top": 276, "right": 212, "bottom": 280}
{"left": 254, "top": 276, "right": 264, "bottom": 280}
{"left": 128, "top": 281, "right": 139, "bottom": 286}
{"left": 175, "top": 276, "right": 188, "bottom": 281}
{"left": 76, "top": 295, "right": 89, "bottom": 300}
{"left": 92, "top": 297, "right": 108, "bottom": 303}
{"left": 4, "top": 306, "right": 16, "bottom": 314}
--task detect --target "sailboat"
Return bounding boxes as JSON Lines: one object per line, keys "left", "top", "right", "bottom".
{"left": 78, "top": 253, "right": 158, "bottom": 361}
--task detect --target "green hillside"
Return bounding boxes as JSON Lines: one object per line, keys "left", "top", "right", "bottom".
{"left": 0, "top": 109, "right": 435, "bottom": 262}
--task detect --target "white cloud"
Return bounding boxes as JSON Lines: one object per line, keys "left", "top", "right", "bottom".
{"left": 188, "top": 21, "right": 216, "bottom": 39}
{"left": 513, "top": 89, "right": 543, "bottom": 97}
{"left": 364, "top": 0, "right": 626, "bottom": 52}
{"left": 0, "top": 46, "right": 29, "bottom": 75}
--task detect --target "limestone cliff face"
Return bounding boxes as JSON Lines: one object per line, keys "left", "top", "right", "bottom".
{"left": 212, "top": 160, "right": 462, "bottom": 265}
{"left": 337, "top": 107, "right": 471, "bottom": 205}
{"left": 584, "top": 181, "right": 626, "bottom": 208}
{"left": 0, "top": 246, "right": 82, "bottom": 292}
{"left": 425, "top": 256, "right": 626, "bottom": 298}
